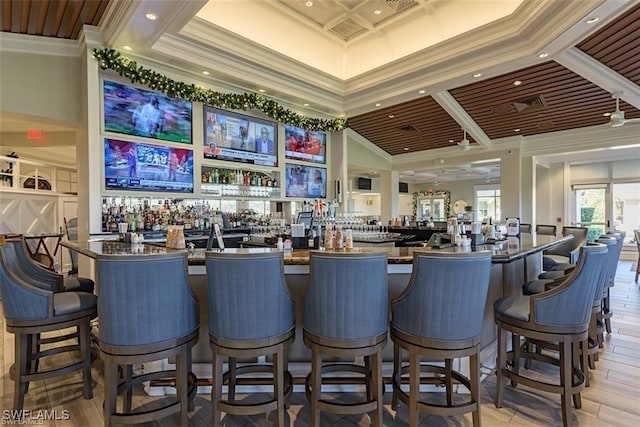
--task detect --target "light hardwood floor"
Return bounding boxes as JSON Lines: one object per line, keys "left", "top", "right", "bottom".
{"left": 2, "top": 261, "right": 639, "bottom": 426}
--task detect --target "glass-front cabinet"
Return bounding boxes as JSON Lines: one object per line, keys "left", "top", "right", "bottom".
{"left": 201, "top": 166, "right": 280, "bottom": 199}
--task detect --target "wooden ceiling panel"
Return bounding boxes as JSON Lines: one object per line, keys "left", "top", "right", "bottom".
{"left": 348, "top": 96, "right": 467, "bottom": 156}
{"left": 577, "top": 3, "right": 640, "bottom": 86}
{"left": 0, "top": 0, "right": 109, "bottom": 40}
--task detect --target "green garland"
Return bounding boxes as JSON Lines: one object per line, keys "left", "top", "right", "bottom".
{"left": 92, "top": 48, "right": 348, "bottom": 132}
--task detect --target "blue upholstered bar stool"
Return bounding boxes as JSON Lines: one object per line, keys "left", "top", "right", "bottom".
{"left": 0, "top": 243, "right": 96, "bottom": 412}
{"left": 391, "top": 251, "right": 492, "bottom": 427}
{"left": 303, "top": 251, "right": 388, "bottom": 427}
{"left": 494, "top": 243, "right": 607, "bottom": 427}
{"left": 205, "top": 251, "right": 295, "bottom": 427}
{"left": 542, "top": 226, "right": 588, "bottom": 272}
{"left": 6, "top": 238, "right": 94, "bottom": 293}
{"left": 601, "top": 231, "right": 624, "bottom": 335}
{"left": 96, "top": 252, "right": 199, "bottom": 427}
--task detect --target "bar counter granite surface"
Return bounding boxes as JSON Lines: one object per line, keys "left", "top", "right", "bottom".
{"left": 62, "top": 233, "right": 571, "bottom": 265}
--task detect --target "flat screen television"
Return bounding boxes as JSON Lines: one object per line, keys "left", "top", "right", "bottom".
{"left": 399, "top": 182, "right": 409, "bottom": 193}
{"left": 285, "top": 164, "right": 327, "bottom": 198}
{"left": 102, "top": 80, "right": 192, "bottom": 144}
{"left": 104, "top": 138, "right": 194, "bottom": 193}
{"left": 203, "top": 106, "right": 278, "bottom": 167}
{"left": 284, "top": 124, "right": 326, "bottom": 164}
{"left": 358, "top": 177, "right": 372, "bottom": 190}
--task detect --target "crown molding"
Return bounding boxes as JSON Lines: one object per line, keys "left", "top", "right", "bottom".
{"left": 151, "top": 32, "right": 345, "bottom": 114}
{"left": 0, "top": 32, "right": 77, "bottom": 56}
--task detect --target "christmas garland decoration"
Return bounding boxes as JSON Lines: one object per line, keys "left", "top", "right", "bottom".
{"left": 92, "top": 48, "right": 348, "bottom": 132}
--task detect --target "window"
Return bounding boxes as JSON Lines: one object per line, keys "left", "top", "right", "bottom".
{"left": 475, "top": 185, "right": 501, "bottom": 222}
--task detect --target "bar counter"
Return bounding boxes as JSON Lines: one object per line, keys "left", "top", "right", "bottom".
{"left": 63, "top": 234, "right": 570, "bottom": 368}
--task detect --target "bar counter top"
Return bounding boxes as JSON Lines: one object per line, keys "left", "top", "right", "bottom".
{"left": 62, "top": 234, "right": 570, "bottom": 265}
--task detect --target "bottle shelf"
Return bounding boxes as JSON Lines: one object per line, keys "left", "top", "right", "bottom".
{"left": 201, "top": 183, "right": 280, "bottom": 198}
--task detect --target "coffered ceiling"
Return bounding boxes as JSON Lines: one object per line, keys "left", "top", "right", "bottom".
{"left": 1, "top": 0, "right": 639, "bottom": 183}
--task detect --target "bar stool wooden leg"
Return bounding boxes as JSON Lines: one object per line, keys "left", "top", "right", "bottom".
{"left": 470, "top": 352, "right": 481, "bottom": 427}
{"left": 364, "top": 355, "right": 373, "bottom": 401}
{"left": 409, "top": 351, "right": 419, "bottom": 427}
{"left": 228, "top": 356, "right": 237, "bottom": 401}
{"left": 104, "top": 362, "right": 118, "bottom": 427}
{"left": 123, "top": 365, "right": 133, "bottom": 413}
{"left": 79, "top": 322, "right": 93, "bottom": 400}
{"left": 391, "top": 345, "right": 401, "bottom": 410}
{"left": 310, "top": 348, "right": 322, "bottom": 427}
{"left": 581, "top": 338, "right": 589, "bottom": 389}
{"left": 511, "top": 333, "right": 520, "bottom": 387}
{"left": 560, "top": 340, "right": 572, "bottom": 427}
{"left": 211, "top": 352, "right": 223, "bottom": 427}
{"left": 13, "top": 333, "right": 28, "bottom": 411}
{"left": 372, "top": 351, "right": 383, "bottom": 427}
{"left": 445, "top": 358, "right": 453, "bottom": 406}
{"left": 274, "top": 348, "right": 285, "bottom": 427}
{"left": 495, "top": 326, "right": 507, "bottom": 408}
{"left": 176, "top": 348, "right": 188, "bottom": 427}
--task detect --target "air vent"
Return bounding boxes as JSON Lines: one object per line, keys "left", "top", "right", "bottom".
{"left": 385, "top": 0, "right": 418, "bottom": 13}
{"left": 330, "top": 18, "right": 366, "bottom": 40}
{"left": 513, "top": 95, "right": 548, "bottom": 113}
{"left": 537, "top": 120, "right": 555, "bottom": 129}
{"left": 397, "top": 124, "right": 420, "bottom": 134}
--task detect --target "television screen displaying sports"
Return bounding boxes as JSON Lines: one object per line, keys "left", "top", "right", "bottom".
{"left": 285, "top": 164, "right": 327, "bottom": 198}
{"left": 203, "top": 106, "right": 278, "bottom": 167}
{"left": 103, "top": 80, "right": 192, "bottom": 144}
{"left": 284, "top": 124, "right": 326, "bottom": 164}
{"left": 104, "top": 138, "right": 194, "bottom": 193}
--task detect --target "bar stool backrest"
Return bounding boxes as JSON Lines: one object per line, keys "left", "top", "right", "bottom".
{"left": 96, "top": 252, "right": 198, "bottom": 348}
{"left": 536, "top": 224, "right": 558, "bottom": 236}
{"left": 594, "top": 237, "right": 617, "bottom": 302}
{"left": 392, "top": 252, "right": 492, "bottom": 343}
{"left": 205, "top": 252, "right": 294, "bottom": 341}
{"left": 5, "top": 239, "right": 62, "bottom": 291}
{"left": 531, "top": 243, "right": 606, "bottom": 327}
{"left": 604, "top": 231, "right": 625, "bottom": 285}
{"left": 305, "top": 252, "right": 388, "bottom": 341}
{"left": 545, "top": 227, "right": 588, "bottom": 257}
{"left": 0, "top": 244, "right": 51, "bottom": 320}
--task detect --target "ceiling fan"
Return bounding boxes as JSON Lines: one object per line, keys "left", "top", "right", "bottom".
{"left": 608, "top": 93, "right": 640, "bottom": 127}
{"left": 457, "top": 129, "right": 483, "bottom": 151}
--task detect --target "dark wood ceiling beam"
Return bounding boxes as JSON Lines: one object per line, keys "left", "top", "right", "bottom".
{"left": 34, "top": 0, "right": 50, "bottom": 35}
{"left": 64, "top": 0, "right": 84, "bottom": 38}
{"left": 2, "top": 0, "right": 11, "bottom": 32}
{"left": 19, "top": 0, "right": 31, "bottom": 33}
{"left": 51, "top": 0, "right": 68, "bottom": 37}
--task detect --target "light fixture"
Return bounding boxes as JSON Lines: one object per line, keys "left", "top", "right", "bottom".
{"left": 388, "top": 114, "right": 395, "bottom": 118}
{"left": 538, "top": 52, "right": 549, "bottom": 58}
{"left": 374, "top": 9, "right": 382, "bottom": 15}
{"left": 122, "top": 45, "right": 132, "bottom": 51}
{"left": 202, "top": 71, "right": 210, "bottom": 75}
{"left": 258, "top": 89, "right": 266, "bottom": 93}
{"left": 418, "top": 90, "right": 425, "bottom": 94}
{"left": 586, "top": 17, "right": 599, "bottom": 24}
{"left": 305, "top": 1, "right": 313, "bottom": 7}
{"left": 303, "top": 103, "right": 309, "bottom": 107}
{"left": 513, "top": 80, "right": 522, "bottom": 86}
{"left": 448, "top": 139, "right": 454, "bottom": 143}
{"left": 375, "top": 103, "right": 381, "bottom": 107}
{"left": 514, "top": 128, "right": 521, "bottom": 132}
{"left": 145, "top": 12, "right": 157, "bottom": 21}
{"left": 603, "top": 112, "right": 611, "bottom": 117}
{"left": 339, "top": 113, "right": 346, "bottom": 117}
{"left": 403, "top": 147, "right": 409, "bottom": 151}
{"left": 473, "top": 73, "right": 482, "bottom": 78}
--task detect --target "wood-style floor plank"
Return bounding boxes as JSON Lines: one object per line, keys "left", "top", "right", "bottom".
{"left": 1, "top": 261, "right": 639, "bottom": 425}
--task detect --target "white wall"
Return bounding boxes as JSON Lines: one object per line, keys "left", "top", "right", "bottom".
{"left": 0, "top": 51, "right": 81, "bottom": 124}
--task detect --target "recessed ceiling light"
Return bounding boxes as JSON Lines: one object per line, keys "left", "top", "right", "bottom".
{"left": 404, "top": 147, "right": 409, "bottom": 151}
{"left": 339, "top": 113, "right": 346, "bottom": 117}
{"left": 586, "top": 17, "right": 599, "bottom": 24}
{"left": 538, "top": 52, "right": 549, "bottom": 58}
{"left": 145, "top": 12, "right": 157, "bottom": 21}
{"left": 259, "top": 89, "right": 266, "bottom": 93}
{"left": 303, "top": 103, "right": 309, "bottom": 107}
{"left": 388, "top": 114, "right": 395, "bottom": 118}
{"left": 374, "top": 9, "right": 382, "bottom": 15}
{"left": 513, "top": 80, "right": 522, "bottom": 86}
{"left": 448, "top": 139, "right": 455, "bottom": 143}
{"left": 603, "top": 112, "right": 611, "bottom": 117}
{"left": 305, "top": 1, "right": 313, "bottom": 7}
{"left": 375, "top": 103, "right": 381, "bottom": 107}
{"left": 202, "top": 71, "right": 210, "bottom": 75}
{"left": 122, "top": 45, "right": 132, "bottom": 51}
{"left": 514, "top": 128, "right": 521, "bottom": 132}
{"left": 473, "top": 73, "right": 482, "bottom": 78}
{"left": 418, "top": 90, "right": 425, "bottom": 94}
